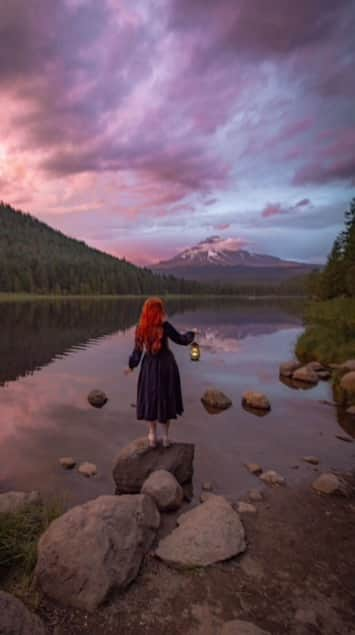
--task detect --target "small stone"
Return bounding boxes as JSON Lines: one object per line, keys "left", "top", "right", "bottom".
{"left": 312, "top": 473, "right": 340, "bottom": 494}
{"left": 260, "top": 470, "right": 285, "bottom": 486}
{"left": 306, "top": 361, "right": 325, "bottom": 372}
{"left": 279, "top": 360, "right": 302, "bottom": 378}
{"left": 336, "top": 434, "right": 353, "bottom": 443}
{"left": 245, "top": 463, "right": 262, "bottom": 475}
{"left": 237, "top": 502, "right": 257, "bottom": 514}
{"left": 78, "top": 462, "right": 97, "bottom": 477}
{"left": 59, "top": 457, "right": 76, "bottom": 469}
{"left": 292, "top": 366, "right": 319, "bottom": 385}
{"left": 242, "top": 391, "right": 271, "bottom": 411}
{"left": 302, "top": 456, "right": 319, "bottom": 465}
{"left": 346, "top": 405, "right": 355, "bottom": 416}
{"left": 248, "top": 489, "right": 263, "bottom": 502}
{"left": 87, "top": 389, "right": 108, "bottom": 408}
{"left": 202, "top": 481, "right": 213, "bottom": 492}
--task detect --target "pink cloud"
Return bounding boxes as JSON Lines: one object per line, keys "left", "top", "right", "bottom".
{"left": 214, "top": 223, "right": 231, "bottom": 231}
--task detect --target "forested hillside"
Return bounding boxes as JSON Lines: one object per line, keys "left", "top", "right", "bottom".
{"left": 0, "top": 202, "right": 203, "bottom": 295}
{"left": 307, "top": 197, "right": 355, "bottom": 299}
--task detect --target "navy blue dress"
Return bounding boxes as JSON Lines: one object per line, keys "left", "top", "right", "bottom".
{"left": 129, "top": 321, "right": 194, "bottom": 424}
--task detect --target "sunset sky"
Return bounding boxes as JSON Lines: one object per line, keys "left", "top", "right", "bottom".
{"left": 1, "top": 0, "right": 354, "bottom": 265}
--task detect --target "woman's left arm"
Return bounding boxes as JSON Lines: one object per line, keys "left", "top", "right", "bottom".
{"left": 165, "top": 321, "right": 195, "bottom": 346}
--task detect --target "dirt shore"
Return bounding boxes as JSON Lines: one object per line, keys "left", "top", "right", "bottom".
{"left": 37, "top": 472, "right": 355, "bottom": 635}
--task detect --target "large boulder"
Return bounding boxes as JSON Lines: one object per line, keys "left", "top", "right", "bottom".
{"left": 155, "top": 495, "right": 246, "bottom": 568}
{"left": 87, "top": 389, "right": 108, "bottom": 408}
{"left": 113, "top": 437, "right": 194, "bottom": 494}
{"left": 292, "top": 366, "right": 319, "bottom": 385}
{"left": 242, "top": 392, "right": 271, "bottom": 411}
{"left": 279, "top": 361, "right": 302, "bottom": 378}
{"left": 340, "top": 359, "right": 355, "bottom": 372}
{"left": 35, "top": 494, "right": 160, "bottom": 612}
{"left": 0, "top": 591, "right": 46, "bottom": 635}
{"left": 201, "top": 388, "right": 232, "bottom": 411}
{"left": 0, "top": 491, "right": 41, "bottom": 514}
{"left": 142, "top": 470, "right": 183, "bottom": 511}
{"left": 339, "top": 371, "right": 355, "bottom": 404}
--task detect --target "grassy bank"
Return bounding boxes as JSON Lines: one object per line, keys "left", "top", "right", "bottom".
{"left": 295, "top": 298, "right": 355, "bottom": 364}
{"left": 0, "top": 499, "right": 63, "bottom": 600}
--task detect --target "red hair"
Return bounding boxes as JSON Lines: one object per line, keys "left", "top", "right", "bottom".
{"left": 136, "top": 297, "right": 166, "bottom": 354}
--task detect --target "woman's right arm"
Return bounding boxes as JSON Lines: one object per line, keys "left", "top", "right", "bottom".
{"left": 165, "top": 321, "right": 195, "bottom": 346}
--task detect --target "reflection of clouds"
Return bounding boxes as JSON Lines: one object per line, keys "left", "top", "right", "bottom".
{"left": 198, "top": 329, "right": 241, "bottom": 354}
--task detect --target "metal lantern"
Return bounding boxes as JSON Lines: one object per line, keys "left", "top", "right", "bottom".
{"left": 190, "top": 341, "right": 201, "bottom": 362}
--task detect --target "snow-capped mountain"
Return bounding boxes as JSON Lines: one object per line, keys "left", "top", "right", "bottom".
{"left": 151, "top": 236, "right": 318, "bottom": 283}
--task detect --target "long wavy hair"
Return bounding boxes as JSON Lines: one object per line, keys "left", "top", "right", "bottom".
{"left": 135, "top": 297, "right": 166, "bottom": 354}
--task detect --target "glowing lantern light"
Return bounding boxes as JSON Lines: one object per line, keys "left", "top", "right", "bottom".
{"left": 190, "top": 341, "right": 200, "bottom": 362}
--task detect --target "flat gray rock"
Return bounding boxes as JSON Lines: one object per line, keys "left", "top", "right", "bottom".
{"left": 35, "top": 494, "right": 160, "bottom": 611}
{"left": 245, "top": 463, "right": 262, "bottom": 475}
{"left": 302, "top": 456, "right": 319, "bottom": 465}
{"left": 142, "top": 469, "right": 183, "bottom": 511}
{"left": 113, "top": 437, "right": 194, "bottom": 494}
{"left": 59, "top": 457, "right": 76, "bottom": 469}
{"left": 0, "top": 491, "right": 41, "bottom": 514}
{"left": 221, "top": 620, "right": 271, "bottom": 635}
{"left": 237, "top": 502, "right": 257, "bottom": 514}
{"left": 156, "top": 495, "right": 246, "bottom": 568}
{"left": 0, "top": 591, "right": 46, "bottom": 635}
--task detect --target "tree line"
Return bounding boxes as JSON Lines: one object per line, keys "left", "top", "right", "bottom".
{"left": 307, "top": 197, "right": 355, "bottom": 299}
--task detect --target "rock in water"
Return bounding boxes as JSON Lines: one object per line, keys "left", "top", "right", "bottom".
{"left": 346, "top": 405, "right": 355, "bottom": 416}
{"left": 87, "top": 389, "right": 108, "bottom": 408}
{"left": 113, "top": 437, "right": 194, "bottom": 494}
{"left": 312, "top": 473, "right": 341, "bottom": 495}
{"left": 318, "top": 370, "right": 331, "bottom": 380}
{"left": 302, "top": 456, "right": 319, "bottom": 465}
{"left": 242, "top": 392, "right": 271, "bottom": 411}
{"left": 279, "top": 360, "right": 302, "bottom": 378}
{"left": 35, "top": 494, "right": 160, "bottom": 612}
{"left": 245, "top": 463, "right": 263, "bottom": 475}
{"left": 78, "top": 462, "right": 97, "bottom": 477}
{"left": 306, "top": 361, "right": 325, "bottom": 372}
{"left": 0, "top": 491, "right": 41, "bottom": 514}
{"left": 142, "top": 470, "right": 183, "bottom": 511}
{"left": 59, "top": 457, "right": 76, "bottom": 469}
{"left": 221, "top": 620, "right": 271, "bottom": 635}
{"left": 248, "top": 489, "right": 264, "bottom": 502}
{"left": 292, "top": 366, "right": 319, "bottom": 385}
{"left": 260, "top": 470, "right": 285, "bottom": 486}
{"left": 155, "top": 495, "right": 246, "bottom": 568}
{"left": 201, "top": 388, "right": 232, "bottom": 411}
{"left": 0, "top": 591, "right": 46, "bottom": 635}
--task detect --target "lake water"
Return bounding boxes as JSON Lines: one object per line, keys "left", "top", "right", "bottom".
{"left": 0, "top": 298, "right": 354, "bottom": 507}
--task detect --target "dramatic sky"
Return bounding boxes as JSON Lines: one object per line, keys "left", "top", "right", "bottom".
{"left": 1, "top": 0, "right": 354, "bottom": 265}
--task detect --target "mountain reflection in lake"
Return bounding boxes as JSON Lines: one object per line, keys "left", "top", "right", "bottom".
{"left": 0, "top": 298, "right": 353, "bottom": 506}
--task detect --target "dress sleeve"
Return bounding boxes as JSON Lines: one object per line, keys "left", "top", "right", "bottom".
{"left": 128, "top": 329, "right": 143, "bottom": 369}
{"left": 165, "top": 321, "right": 195, "bottom": 346}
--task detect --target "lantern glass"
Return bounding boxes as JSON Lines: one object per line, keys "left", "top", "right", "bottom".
{"left": 190, "top": 341, "right": 200, "bottom": 361}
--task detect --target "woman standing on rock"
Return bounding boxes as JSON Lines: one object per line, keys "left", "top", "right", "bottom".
{"left": 125, "top": 297, "right": 195, "bottom": 448}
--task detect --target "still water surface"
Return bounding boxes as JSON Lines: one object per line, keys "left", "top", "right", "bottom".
{"left": 0, "top": 298, "right": 353, "bottom": 506}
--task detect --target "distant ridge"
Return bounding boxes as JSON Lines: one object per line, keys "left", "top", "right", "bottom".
{"left": 152, "top": 236, "right": 319, "bottom": 283}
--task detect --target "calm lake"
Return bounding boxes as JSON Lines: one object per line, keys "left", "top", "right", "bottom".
{"left": 0, "top": 298, "right": 354, "bottom": 506}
